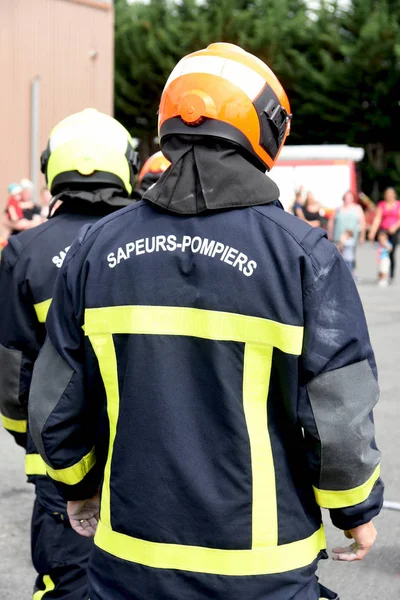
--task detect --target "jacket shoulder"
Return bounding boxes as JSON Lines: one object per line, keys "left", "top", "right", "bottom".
{"left": 252, "top": 204, "right": 339, "bottom": 279}
{"left": 1, "top": 213, "right": 95, "bottom": 270}
{"left": 251, "top": 205, "right": 326, "bottom": 250}
{"left": 1, "top": 220, "right": 56, "bottom": 268}
{"left": 71, "top": 201, "right": 145, "bottom": 247}
{"left": 61, "top": 201, "right": 145, "bottom": 267}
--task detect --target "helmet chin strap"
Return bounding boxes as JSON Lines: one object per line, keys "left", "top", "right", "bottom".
{"left": 126, "top": 145, "right": 140, "bottom": 177}
{"left": 48, "top": 193, "right": 62, "bottom": 217}
{"left": 40, "top": 144, "right": 51, "bottom": 181}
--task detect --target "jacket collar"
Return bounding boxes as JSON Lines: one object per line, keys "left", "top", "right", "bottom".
{"left": 143, "top": 138, "right": 280, "bottom": 215}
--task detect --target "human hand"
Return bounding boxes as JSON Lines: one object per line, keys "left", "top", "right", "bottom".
{"left": 368, "top": 230, "right": 376, "bottom": 242}
{"left": 67, "top": 490, "right": 100, "bottom": 538}
{"left": 332, "top": 521, "right": 377, "bottom": 562}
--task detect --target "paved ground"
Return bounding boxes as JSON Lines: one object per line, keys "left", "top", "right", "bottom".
{"left": 0, "top": 243, "right": 399, "bottom": 598}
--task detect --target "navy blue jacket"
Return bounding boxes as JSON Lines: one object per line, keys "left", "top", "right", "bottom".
{"left": 0, "top": 199, "right": 130, "bottom": 504}
{"left": 29, "top": 197, "right": 383, "bottom": 600}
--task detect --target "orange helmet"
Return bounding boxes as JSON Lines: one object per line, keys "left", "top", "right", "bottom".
{"left": 138, "top": 151, "right": 171, "bottom": 184}
{"left": 158, "top": 43, "right": 291, "bottom": 172}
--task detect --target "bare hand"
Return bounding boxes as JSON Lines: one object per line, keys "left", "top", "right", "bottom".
{"left": 332, "top": 521, "right": 377, "bottom": 562}
{"left": 67, "top": 490, "right": 100, "bottom": 538}
{"left": 368, "top": 230, "right": 376, "bottom": 242}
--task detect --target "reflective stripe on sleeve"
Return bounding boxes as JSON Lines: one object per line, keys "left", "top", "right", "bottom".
{"left": 46, "top": 447, "right": 96, "bottom": 486}
{"left": 1, "top": 414, "right": 27, "bottom": 433}
{"left": 313, "top": 465, "right": 381, "bottom": 509}
{"left": 33, "top": 574, "right": 55, "bottom": 599}
{"left": 25, "top": 453, "right": 47, "bottom": 476}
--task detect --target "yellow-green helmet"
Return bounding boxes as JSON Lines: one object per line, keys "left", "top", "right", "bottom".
{"left": 41, "top": 109, "right": 139, "bottom": 196}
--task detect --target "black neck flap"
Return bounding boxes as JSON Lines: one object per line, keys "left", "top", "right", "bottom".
{"left": 49, "top": 188, "right": 134, "bottom": 218}
{"left": 143, "top": 138, "right": 281, "bottom": 215}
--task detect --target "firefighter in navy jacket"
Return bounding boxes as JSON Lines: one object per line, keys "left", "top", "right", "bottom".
{"left": 29, "top": 44, "right": 382, "bottom": 600}
{"left": 0, "top": 109, "right": 139, "bottom": 599}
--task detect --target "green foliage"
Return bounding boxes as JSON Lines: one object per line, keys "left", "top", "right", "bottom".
{"left": 115, "top": 0, "right": 400, "bottom": 197}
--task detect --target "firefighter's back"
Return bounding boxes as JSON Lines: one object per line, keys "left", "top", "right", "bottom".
{"left": 81, "top": 200, "right": 329, "bottom": 600}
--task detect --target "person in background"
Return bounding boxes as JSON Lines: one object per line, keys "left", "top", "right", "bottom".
{"left": 39, "top": 186, "right": 53, "bottom": 218}
{"left": 376, "top": 230, "right": 392, "bottom": 287}
{"left": 339, "top": 229, "right": 356, "bottom": 275}
{"left": 3, "top": 183, "right": 41, "bottom": 236}
{"left": 136, "top": 150, "right": 171, "bottom": 197}
{"left": 328, "top": 191, "right": 366, "bottom": 246}
{"left": 6, "top": 183, "right": 24, "bottom": 222}
{"left": 19, "top": 178, "right": 43, "bottom": 225}
{"left": 292, "top": 185, "right": 306, "bottom": 220}
{"left": 302, "top": 192, "right": 322, "bottom": 227}
{"left": 369, "top": 187, "right": 400, "bottom": 281}
{"left": 20, "top": 178, "right": 34, "bottom": 201}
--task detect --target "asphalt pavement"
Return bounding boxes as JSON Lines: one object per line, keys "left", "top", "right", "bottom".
{"left": 0, "top": 243, "right": 399, "bottom": 599}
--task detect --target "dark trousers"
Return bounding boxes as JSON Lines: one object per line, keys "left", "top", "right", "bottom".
{"left": 31, "top": 493, "right": 93, "bottom": 599}
{"left": 386, "top": 231, "right": 399, "bottom": 279}
{"left": 88, "top": 544, "right": 339, "bottom": 600}
{"left": 387, "top": 232, "right": 398, "bottom": 279}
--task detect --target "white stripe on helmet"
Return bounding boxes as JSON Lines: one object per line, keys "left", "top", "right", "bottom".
{"left": 164, "top": 55, "right": 266, "bottom": 101}
{"left": 49, "top": 121, "right": 129, "bottom": 154}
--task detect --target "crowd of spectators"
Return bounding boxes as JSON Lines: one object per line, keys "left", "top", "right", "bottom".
{"left": 1, "top": 180, "right": 52, "bottom": 249}
{"left": 292, "top": 186, "right": 400, "bottom": 285}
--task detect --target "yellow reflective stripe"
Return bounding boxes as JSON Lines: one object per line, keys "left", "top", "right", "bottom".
{"left": 46, "top": 447, "right": 96, "bottom": 485}
{"left": 88, "top": 306, "right": 308, "bottom": 573}
{"left": 25, "top": 454, "right": 48, "bottom": 476}
{"left": 88, "top": 334, "right": 119, "bottom": 527}
{"left": 34, "top": 298, "right": 52, "bottom": 323}
{"left": 313, "top": 465, "right": 381, "bottom": 509}
{"left": 95, "top": 520, "right": 325, "bottom": 576}
{"left": 243, "top": 344, "right": 276, "bottom": 547}
{"left": 33, "top": 574, "right": 55, "bottom": 599}
{"left": 84, "top": 306, "right": 304, "bottom": 356}
{"left": 1, "top": 414, "right": 27, "bottom": 433}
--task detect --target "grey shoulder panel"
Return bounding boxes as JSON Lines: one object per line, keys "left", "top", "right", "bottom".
{"left": 0, "top": 344, "right": 23, "bottom": 419}
{"left": 307, "top": 359, "right": 380, "bottom": 490}
{"left": 28, "top": 338, "right": 74, "bottom": 464}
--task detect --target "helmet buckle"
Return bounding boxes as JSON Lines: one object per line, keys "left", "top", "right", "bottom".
{"left": 179, "top": 90, "right": 217, "bottom": 126}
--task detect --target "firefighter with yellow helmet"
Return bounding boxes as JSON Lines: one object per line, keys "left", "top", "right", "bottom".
{"left": 0, "top": 108, "right": 139, "bottom": 599}
{"left": 29, "top": 45, "right": 382, "bottom": 599}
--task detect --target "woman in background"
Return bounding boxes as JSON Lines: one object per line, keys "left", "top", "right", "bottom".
{"left": 328, "top": 190, "right": 366, "bottom": 246}
{"left": 369, "top": 187, "right": 400, "bottom": 281}
{"left": 302, "top": 192, "right": 322, "bottom": 228}
{"left": 292, "top": 185, "right": 306, "bottom": 220}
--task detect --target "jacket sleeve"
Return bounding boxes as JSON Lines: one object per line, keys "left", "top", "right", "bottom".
{"left": 0, "top": 239, "right": 43, "bottom": 448}
{"left": 298, "top": 235, "right": 383, "bottom": 530}
{"left": 28, "top": 227, "right": 105, "bottom": 501}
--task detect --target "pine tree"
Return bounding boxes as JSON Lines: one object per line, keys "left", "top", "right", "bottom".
{"left": 114, "top": 0, "right": 400, "bottom": 196}
{"left": 114, "top": 0, "right": 311, "bottom": 158}
{"left": 290, "top": 0, "right": 400, "bottom": 196}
